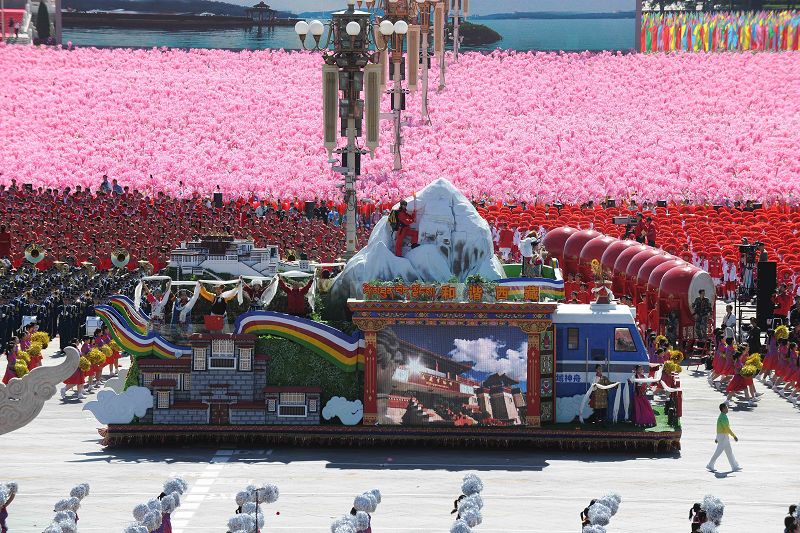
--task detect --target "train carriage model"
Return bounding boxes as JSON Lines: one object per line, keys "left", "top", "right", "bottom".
{"left": 551, "top": 301, "right": 650, "bottom": 423}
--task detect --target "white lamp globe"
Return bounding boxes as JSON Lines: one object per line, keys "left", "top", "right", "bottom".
{"left": 346, "top": 21, "right": 362, "bottom": 36}
{"left": 294, "top": 21, "right": 309, "bottom": 36}
{"left": 393, "top": 20, "right": 408, "bottom": 34}
{"left": 309, "top": 20, "right": 325, "bottom": 36}
{"left": 379, "top": 20, "right": 395, "bottom": 36}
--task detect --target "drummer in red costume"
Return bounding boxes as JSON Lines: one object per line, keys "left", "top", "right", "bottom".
{"left": 393, "top": 199, "right": 418, "bottom": 257}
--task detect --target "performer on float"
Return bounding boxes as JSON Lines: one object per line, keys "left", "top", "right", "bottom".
{"left": 1, "top": 338, "right": 18, "bottom": 385}
{"left": 277, "top": 274, "right": 313, "bottom": 317}
{"left": 586, "top": 365, "right": 615, "bottom": 424}
{"left": 391, "top": 199, "right": 418, "bottom": 257}
{"left": 171, "top": 290, "right": 191, "bottom": 328}
{"left": 630, "top": 365, "right": 657, "bottom": 428}
{"left": 243, "top": 279, "right": 270, "bottom": 311}
{"left": 725, "top": 345, "right": 754, "bottom": 405}
{"left": 104, "top": 325, "right": 121, "bottom": 377}
{"left": 199, "top": 284, "right": 240, "bottom": 318}
{"left": 518, "top": 233, "right": 539, "bottom": 278}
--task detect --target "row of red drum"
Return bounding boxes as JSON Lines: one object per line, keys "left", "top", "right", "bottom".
{"left": 542, "top": 227, "right": 715, "bottom": 328}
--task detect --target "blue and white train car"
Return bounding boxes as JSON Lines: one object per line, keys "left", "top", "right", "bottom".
{"left": 551, "top": 302, "right": 650, "bottom": 423}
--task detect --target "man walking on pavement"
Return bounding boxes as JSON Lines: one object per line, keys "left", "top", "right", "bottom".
{"left": 706, "top": 402, "right": 741, "bottom": 472}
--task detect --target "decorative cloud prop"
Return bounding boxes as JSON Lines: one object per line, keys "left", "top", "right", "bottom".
{"left": 322, "top": 397, "right": 363, "bottom": 426}
{"left": 556, "top": 394, "right": 595, "bottom": 423}
{"left": 82, "top": 386, "right": 153, "bottom": 424}
{"left": 102, "top": 368, "right": 129, "bottom": 394}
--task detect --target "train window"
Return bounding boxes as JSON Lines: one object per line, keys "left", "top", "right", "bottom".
{"left": 614, "top": 328, "right": 637, "bottom": 352}
{"left": 567, "top": 328, "right": 579, "bottom": 350}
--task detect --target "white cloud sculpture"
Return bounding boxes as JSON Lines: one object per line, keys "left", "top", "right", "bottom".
{"left": 83, "top": 386, "right": 153, "bottom": 425}
{"left": 102, "top": 368, "right": 129, "bottom": 394}
{"left": 322, "top": 397, "right": 363, "bottom": 426}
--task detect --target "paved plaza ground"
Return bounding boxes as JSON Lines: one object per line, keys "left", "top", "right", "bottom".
{"left": 3, "top": 317, "right": 799, "bottom": 532}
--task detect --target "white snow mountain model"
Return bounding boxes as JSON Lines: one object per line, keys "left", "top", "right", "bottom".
{"left": 330, "top": 178, "right": 504, "bottom": 307}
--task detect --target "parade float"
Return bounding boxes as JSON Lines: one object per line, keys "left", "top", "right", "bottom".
{"left": 90, "top": 179, "right": 681, "bottom": 451}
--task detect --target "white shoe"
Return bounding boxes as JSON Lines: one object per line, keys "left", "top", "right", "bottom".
{"left": 77, "top": 393, "right": 85, "bottom": 399}
{"left": 60, "top": 387, "right": 66, "bottom": 400}
{"left": 732, "top": 465, "right": 742, "bottom": 472}
{"left": 706, "top": 465, "right": 716, "bottom": 472}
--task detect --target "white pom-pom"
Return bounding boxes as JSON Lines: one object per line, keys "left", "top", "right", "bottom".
{"left": 160, "top": 494, "right": 177, "bottom": 514}
{"left": 142, "top": 510, "right": 162, "bottom": 530}
{"left": 262, "top": 483, "right": 279, "bottom": 504}
{"left": 699, "top": 523, "right": 718, "bottom": 533}
{"left": 54, "top": 497, "right": 79, "bottom": 512}
{"left": 331, "top": 515, "right": 356, "bottom": 533}
{"left": 0, "top": 488, "right": 8, "bottom": 508}
{"left": 56, "top": 520, "right": 77, "bottom": 533}
{"left": 163, "top": 478, "right": 187, "bottom": 495}
{"left": 235, "top": 491, "right": 250, "bottom": 507}
{"left": 147, "top": 498, "right": 162, "bottom": 512}
{"left": 596, "top": 496, "right": 619, "bottom": 516}
{"left": 133, "top": 503, "right": 149, "bottom": 521}
{"left": 53, "top": 510, "right": 76, "bottom": 523}
{"left": 5, "top": 482, "right": 18, "bottom": 495}
{"left": 228, "top": 513, "right": 255, "bottom": 531}
{"left": 124, "top": 525, "right": 149, "bottom": 533}
{"left": 588, "top": 502, "right": 611, "bottom": 526}
{"left": 43, "top": 525, "right": 63, "bottom": 533}
{"left": 795, "top": 503, "right": 800, "bottom": 525}
{"left": 70, "top": 483, "right": 90, "bottom": 500}
{"left": 582, "top": 525, "right": 607, "bottom": 533}
{"left": 354, "top": 510, "right": 370, "bottom": 531}
{"left": 701, "top": 495, "right": 724, "bottom": 524}
{"left": 450, "top": 518, "right": 472, "bottom": 533}
{"left": 353, "top": 494, "right": 373, "bottom": 513}
{"left": 459, "top": 494, "right": 483, "bottom": 512}
{"left": 170, "top": 491, "right": 181, "bottom": 509}
{"left": 242, "top": 501, "right": 257, "bottom": 514}
{"left": 461, "top": 474, "right": 483, "bottom": 496}
{"left": 461, "top": 507, "right": 482, "bottom": 527}
{"left": 369, "top": 489, "right": 381, "bottom": 504}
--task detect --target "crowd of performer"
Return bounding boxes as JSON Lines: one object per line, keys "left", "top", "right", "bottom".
{"left": 705, "top": 319, "right": 800, "bottom": 408}
{"left": 641, "top": 9, "right": 800, "bottom": 53}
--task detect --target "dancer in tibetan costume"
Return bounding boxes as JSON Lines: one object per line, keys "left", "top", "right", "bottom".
{"left": 631, "top": 365, "right": 657, "bottom": 428}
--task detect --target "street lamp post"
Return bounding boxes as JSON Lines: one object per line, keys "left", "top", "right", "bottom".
{"left": 295, "top": 1, "right": 397, "bottom": 260}
{"left": 377, "top": 0, "right": 411, "bottom": 170}
{"left": 414, "top": 0, "right": 437, "bottom": 122}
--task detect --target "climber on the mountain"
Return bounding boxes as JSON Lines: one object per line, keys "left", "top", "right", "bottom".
{"left": 389, "top": 198, "right": 419, "bottom": 257}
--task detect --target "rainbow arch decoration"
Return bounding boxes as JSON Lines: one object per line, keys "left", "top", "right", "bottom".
{"left": 95, "top": 305, "right": 191, "bottom": 360}
{"left": 235, "top": 312, "right": 365, "bottom": 372}
{"left": 108, "top": 295, "right": 150, "bottom": 336}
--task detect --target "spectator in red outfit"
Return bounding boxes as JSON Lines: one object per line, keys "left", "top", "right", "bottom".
{"left": 0, "top": 225, "right": 11, "bottom": 259}
{"left": 277, "top": 275, "right": 313, "bottom": 316}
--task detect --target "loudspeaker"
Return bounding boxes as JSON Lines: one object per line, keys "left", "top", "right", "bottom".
{"left": 756, "top": 261, "right": 777, "bottom": 329}
{"left": 213, "top": 192, "right": 222, "bottom": 208}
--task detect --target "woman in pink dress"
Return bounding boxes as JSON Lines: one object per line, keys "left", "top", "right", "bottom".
{"left": 631, "top": 365, "right": 656, "bottom": 428}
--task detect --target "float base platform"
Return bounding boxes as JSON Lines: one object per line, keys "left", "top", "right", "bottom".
{"left": 101, "top": 424, "right": 681, "bottom": 453}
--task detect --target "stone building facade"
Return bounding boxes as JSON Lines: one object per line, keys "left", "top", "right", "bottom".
{"left": 138, "top": 333, "right": 321, "bottom": 426}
